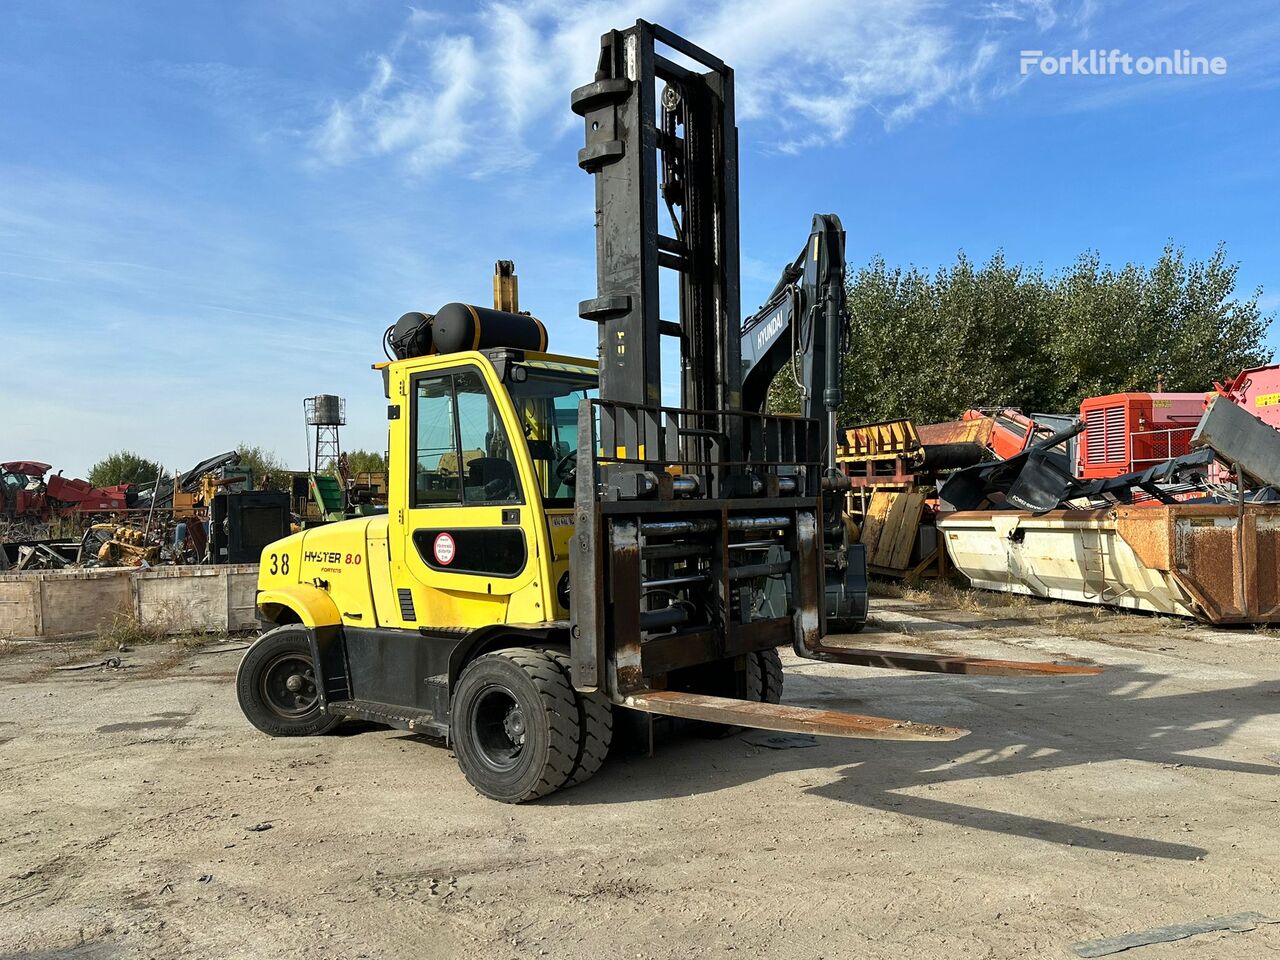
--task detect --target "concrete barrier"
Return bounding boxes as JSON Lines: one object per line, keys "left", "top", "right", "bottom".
{"left": 0, "top": 564, "right": 260, "bottom": 640}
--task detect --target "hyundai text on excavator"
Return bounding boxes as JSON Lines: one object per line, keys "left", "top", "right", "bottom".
{"left": 236, "top": 21, "right": 1099, "bottom": 803}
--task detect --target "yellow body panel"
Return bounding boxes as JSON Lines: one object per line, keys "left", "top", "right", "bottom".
{"left": 257, "top": 584, "right": 341, "bottom": 628}
{"left": 257, "top": 351, "right": 595, "bottom": 632}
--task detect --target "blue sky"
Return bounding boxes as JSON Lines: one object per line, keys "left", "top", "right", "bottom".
{"left": 2, "top": 0, "right": 1277, "bottom": 476}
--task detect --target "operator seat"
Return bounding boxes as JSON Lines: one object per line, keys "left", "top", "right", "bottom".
{"left": 466, "top": 457, "right": 518, "bottom": 501}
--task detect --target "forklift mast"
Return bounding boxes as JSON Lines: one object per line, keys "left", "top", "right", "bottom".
{"left": 567, "top": 22, "right": 1093, "bottom": 710}
{"left": 574, "top": 21, "right": 745, "bottom": 474}
{"left": 569, "top": 21, "right": 831, "bottom": 708}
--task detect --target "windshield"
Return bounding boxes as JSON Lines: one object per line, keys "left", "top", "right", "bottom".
{"left": 506, "top": 366, "right": 597, "bottom": 506}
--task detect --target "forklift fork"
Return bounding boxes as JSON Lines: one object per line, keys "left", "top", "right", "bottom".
{"left": 619, "top": 688, "right": 969, "bottom": 741}
{"left": 792, "top": 642, "right": 1102, "bottom": 677}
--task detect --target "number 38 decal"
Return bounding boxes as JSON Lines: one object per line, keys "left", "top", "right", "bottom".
{"left": 268, "top": 553, "right": 290, "bottom": 575}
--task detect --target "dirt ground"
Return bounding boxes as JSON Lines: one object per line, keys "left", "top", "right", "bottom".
{"left": 1, "top": 594, "right": 1278, "bottom": 960}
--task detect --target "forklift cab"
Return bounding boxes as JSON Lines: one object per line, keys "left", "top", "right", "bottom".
{"left": 385, "top": 350, "right": 598, "bottom": 628}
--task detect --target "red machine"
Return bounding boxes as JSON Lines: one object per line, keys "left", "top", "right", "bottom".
{"left": 960, "top": 408, "right": 1067, "bottom": 460}
{"left": 1077, "top": 392, "right": 1205, "bottom": 479}
{"left": 1215, "top": 363, "right": 1280, "bottom": 431}
{"left": 44, "top": 475, "right": 130, "bottom": 511}
{"left": 0, "top": 461, "right": 131, "bottom": 523}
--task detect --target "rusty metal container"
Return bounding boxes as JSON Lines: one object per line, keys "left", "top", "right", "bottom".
{"left": 939, "top": 503, "right": 1280, "bottom": 624}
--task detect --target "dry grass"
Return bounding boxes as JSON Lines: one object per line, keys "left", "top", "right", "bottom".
{"left": 1044, "top": 607, "right": 1195, "bottom": 642}
{"left": 870, "top": 576, "right": 1032, "bottom": 612}
{"left": 869, "top": 576, "right": 1210, "bottom": 642}
{"left": 93, "top": 613, "right": 170, "bottom": 652}
{"left": 93, "top": 612, "right": 227, "bottom": 653}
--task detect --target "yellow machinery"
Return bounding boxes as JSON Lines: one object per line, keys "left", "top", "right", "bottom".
{"left": 235, "top": 22, "right": 1098, "bottom": 804}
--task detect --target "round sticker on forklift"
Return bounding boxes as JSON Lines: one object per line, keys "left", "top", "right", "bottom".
{"left": 433, "top": 532, "right": 456, "bottom": 565}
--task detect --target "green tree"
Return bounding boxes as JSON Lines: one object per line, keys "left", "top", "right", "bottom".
{"left": 87, "top": 450, "right": 166, "bottom": 488}
{"left": 1046, "top": 243, "right": 1271, "bottom": 406}
{"left": 235, "top": 444, "right": 290, "bottom": 491}
{"left": 769, "top": 243, "right": 1273, "bottom": 426}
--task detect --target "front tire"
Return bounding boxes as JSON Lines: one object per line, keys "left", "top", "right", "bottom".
{"left": 451, "top": 648, "right": 581, "bottom": 803}
{"left": 236, "top": 625, "right": 341, "bottom": 738}
{"left": 543, "top": 649, "right": 613, "bottom": 788}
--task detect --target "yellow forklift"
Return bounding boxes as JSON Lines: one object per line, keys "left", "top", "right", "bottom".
{"left": 237, "top": 21, "right": 1097, "bottom": 802}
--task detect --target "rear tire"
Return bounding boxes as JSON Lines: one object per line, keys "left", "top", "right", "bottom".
{"left": 830, "top": 617, "right": 866, "bottom": 634}
{"left": 756, "top": 648, "right": 784, "bottom": 704}
{"left": 684, "top": 648, "right": 784, "bottom": 737}
{"left": 451, "top": 648, "right": 581, "bottom": 803}
{"left": 544, "top": 649, "right": 613, "bottom": 789}
{"left": 236, "top": 625, "right": 341, "bottom": 738}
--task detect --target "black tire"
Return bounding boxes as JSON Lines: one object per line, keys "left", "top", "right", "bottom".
{"left": 756, "top": 648, "right": 784, "bottom": 704}
{"left": 451, "top": 648, "right": 581, "bottom": 803}
{"left": 544, "top": 649, "right": 613, "bottom": 788}
{"left": 830, "top": 617, "right": 867, "bottom": 634}
{"left": 236, "top": 625, "right": 341, "bottom": 738}
{"left": 686, "top": 649, "right": 782, "bottom": 738}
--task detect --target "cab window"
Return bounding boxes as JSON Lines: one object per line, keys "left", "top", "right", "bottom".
{"left": 412, "top": 369, "right": 521, "bottom": 507}
{"left": 506, "top": 368, "right": 597, "bottom": 506}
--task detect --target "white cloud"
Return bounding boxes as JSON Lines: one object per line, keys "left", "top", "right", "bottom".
{"left": 309, "top": 0, "right": 1073, "bottom": 176}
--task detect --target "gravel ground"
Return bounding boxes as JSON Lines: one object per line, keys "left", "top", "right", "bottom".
{"left": 1, "top": 596, "right": 1277, "bottom": 960}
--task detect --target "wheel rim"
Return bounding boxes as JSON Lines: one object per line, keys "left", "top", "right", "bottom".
{"left": 470, "top": 683, "right": 526, "bottom": 773}
{"left": 260, "top": 652, "right": 320, "bottom": 719}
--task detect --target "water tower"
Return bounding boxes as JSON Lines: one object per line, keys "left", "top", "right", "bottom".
{"left": 304, "top": 394, "right": 346, "bottom": 473}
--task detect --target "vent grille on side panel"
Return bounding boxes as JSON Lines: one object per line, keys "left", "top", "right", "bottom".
{"left": 397, "top": 588, "right": 417, "bottom": 622}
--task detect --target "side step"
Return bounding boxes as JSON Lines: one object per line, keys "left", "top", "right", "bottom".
{"left": 618, "top": 689, "right": 968, "bottom": 741}
{"left": 326, "top": 698, "right": 448, "bottom": 738}
{"left": 807, "top": 646, "right": 1102, "bottom": 677}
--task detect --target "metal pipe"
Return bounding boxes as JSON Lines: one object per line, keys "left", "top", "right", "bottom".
{"left": 642, "top": 515, "right": 790, "bottom": 537}
{"left": 1235, "top": 461, "right": 1247, "bottom": 615}
{"left": 726, "top": 515, "right": 789, "bottom": 532}
{"left": 727, "top": 561, "right": 790, "bottom": 581}
{"left": 641, "top": 518, "right": 719, "bottom": 537}
{"left": 641, "top": 543, "right": 712, "bottom": 561}
{"left": 671, "top": 475, "right": 701, "bottom": 495}
{"left": 642, "top": 573, "right": 709, "bottom": 589}
{"left": 639, "top": 605, "right": 690, "bottom": 631}
{"left": 729, "top": 538, "right": 782, "bottom": 549}
{"left": 776, "top": 477, "right": 798, "bottom": 493}
{"left": 143, "top": 461, "right": 164, "bottom": 543}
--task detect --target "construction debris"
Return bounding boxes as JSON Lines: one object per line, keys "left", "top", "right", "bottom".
{"left": 940, "top": 395, "right": 1280, "bottom": 514}
{"left": 938, "top": 395, "right": 1280, "bottom": 623}
{"left": 54, "top": 657, "right": 125, "bottom": 672}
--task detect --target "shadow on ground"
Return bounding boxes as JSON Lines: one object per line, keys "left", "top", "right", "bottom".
{"left": 538, "top": 661, "right": 1279, "bottom": 863}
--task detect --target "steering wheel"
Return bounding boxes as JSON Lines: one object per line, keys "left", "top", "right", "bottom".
{"left": 553, "top": 450, "right": 577, "bottom": 490}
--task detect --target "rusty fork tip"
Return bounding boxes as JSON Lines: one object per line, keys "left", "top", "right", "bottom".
{"left": 1050, "top": 662, "right": 1104, "bottom": 675}
{"left": 896, "top": 723, "right": 970, "bottom": 741}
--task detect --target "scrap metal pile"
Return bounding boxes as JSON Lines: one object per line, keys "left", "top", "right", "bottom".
{"left": 931, "top": 387, "right": 1280, "bottom": 625}
{"left": 1, "top": 452, "right": 255, "bottom": 572}
{"left": 938, "top": 396, "right": 1280, "bottom": 513}
{"left": 835, "top": 363, "right": 1280, "bottom": 624}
